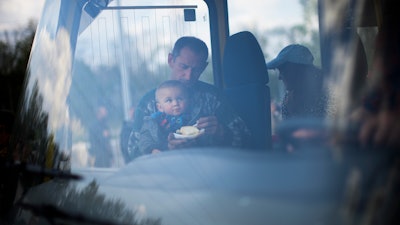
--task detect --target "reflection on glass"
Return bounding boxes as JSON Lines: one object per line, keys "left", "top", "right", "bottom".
{"left": 70, "top": 0, "right": 211, "bottom": 168}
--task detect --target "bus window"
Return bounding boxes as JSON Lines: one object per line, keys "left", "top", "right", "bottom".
{"left": 70, "top": 0, "right": 212, "bottom": 168}
{"left": 227, "top": 0, "right": 321, "bottom": 135}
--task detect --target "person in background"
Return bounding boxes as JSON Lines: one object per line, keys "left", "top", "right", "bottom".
{"left": 267, "top": 44, "right": 330, "bottom": 152}
{"left": 127, "top": 36, "right": 249, "bottom": 160}
{"left": 88, "top": 105, "right": 113, "bottom": 167}
{"left": 267, "top": 44, "right": 329, "bottom": 121}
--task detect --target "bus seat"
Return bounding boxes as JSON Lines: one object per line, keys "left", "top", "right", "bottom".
{"left": 222, "top": 31, "right": 272, "bottom": 150}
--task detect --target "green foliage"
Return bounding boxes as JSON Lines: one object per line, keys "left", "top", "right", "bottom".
{"left": 0, "top": 21, "right": 36, "bottom": 112}
{"left": 22, "top": 180, "right": 162, "bottom": 225}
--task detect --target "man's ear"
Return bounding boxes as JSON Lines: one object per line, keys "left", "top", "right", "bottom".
{"left": 168, "top": 53, "right": 174, "bottom": 66}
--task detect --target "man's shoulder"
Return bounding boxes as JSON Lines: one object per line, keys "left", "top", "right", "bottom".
{"left": 143, "top": 88, "right": 156, "bottom": 98}
{"left": 139, "top": 88, "right": 156, "bottom": 103}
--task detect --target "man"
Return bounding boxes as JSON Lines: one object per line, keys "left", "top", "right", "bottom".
{"left": 126, "top": 36, "right": 249, "bottom": 161}
{"left": 267, "top": 44, "right": 328, "bottom": 120}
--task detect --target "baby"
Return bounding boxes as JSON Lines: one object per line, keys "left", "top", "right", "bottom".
{"left": 138, "top": 80, "right": 201, "bottom": 154}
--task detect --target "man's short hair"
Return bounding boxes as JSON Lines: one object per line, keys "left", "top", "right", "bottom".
{"left": 171, "top": 36, "right": 209, "bottom": 61}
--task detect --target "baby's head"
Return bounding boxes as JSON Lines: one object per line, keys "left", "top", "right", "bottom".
{"left": 155, "top": 80, "right": 189, "bottom": 116}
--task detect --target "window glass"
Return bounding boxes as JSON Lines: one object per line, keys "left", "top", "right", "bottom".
{"left": 228, "top": 0, "right": 320, "bottom": 133}
{"left": 71, "top": 0, "right": 211, "bottom": 168}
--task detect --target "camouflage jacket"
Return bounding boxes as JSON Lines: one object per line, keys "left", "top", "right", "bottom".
{"left": 128, "top": 81, "right": 250, "bottom": 159}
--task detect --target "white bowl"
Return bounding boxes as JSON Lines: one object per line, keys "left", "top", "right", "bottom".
{"left": 173, "top": 129, "right": 205, "bottom": 139}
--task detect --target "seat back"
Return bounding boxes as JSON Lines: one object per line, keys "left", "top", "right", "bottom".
{"left": 222, "top": 31, "right": 272, "bottom": 150}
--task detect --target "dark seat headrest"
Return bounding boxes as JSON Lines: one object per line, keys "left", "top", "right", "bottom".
{"left": 223, "top": 31, "right": 269, "bottom": 87}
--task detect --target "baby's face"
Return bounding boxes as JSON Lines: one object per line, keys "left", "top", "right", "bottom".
{"left": 156, "top": 87, "right": 188, "bottom": 116}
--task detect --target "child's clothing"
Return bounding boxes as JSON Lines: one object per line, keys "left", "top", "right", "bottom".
{"left": 138, "top": 111, "right": 193, "bottom": 154}
{"left": 150, "top": 111, "right": 190, "bottom": 133}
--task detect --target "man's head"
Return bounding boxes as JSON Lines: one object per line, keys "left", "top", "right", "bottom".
{"left": 266, "top": 44, "right": 314, "bottom": 69}
{"left": 155, "top": 80, "right": 189, "bottom": 116}
{"left": 168, "top": 36, "right": 209, "bottom": 86}
{"left": 266, "top": 44, "right": 318, "bottom": 91}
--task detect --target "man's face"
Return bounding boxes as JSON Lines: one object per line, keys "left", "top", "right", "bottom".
{"left": 168, "top": 47, "right": 208, "bottom": 86}
{"left": 278, "top": 64, "right": 300, "bottom": 91}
